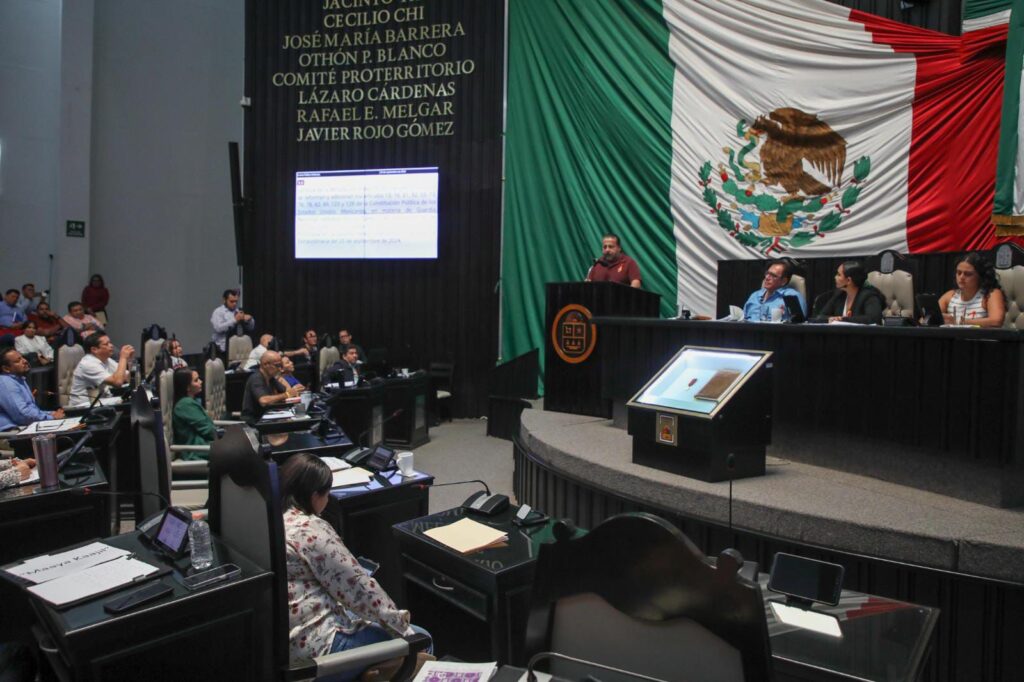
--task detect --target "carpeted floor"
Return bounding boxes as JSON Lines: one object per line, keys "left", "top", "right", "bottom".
{"left": 411, "top": 419, "right": 516, "bottom": 514}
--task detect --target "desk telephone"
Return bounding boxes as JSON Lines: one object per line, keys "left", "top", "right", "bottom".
{"left": 343, "top": 444, "right": 396, "bottom": 473}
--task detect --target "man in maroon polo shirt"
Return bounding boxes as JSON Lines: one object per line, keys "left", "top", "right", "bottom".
{"left": 585, "top": 233, "right": 642, "bottom": 287}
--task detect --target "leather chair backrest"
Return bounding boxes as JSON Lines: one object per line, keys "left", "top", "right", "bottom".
{"left": 319, "top": 346, "right": 340, "bottom": 377}
{"left": 130, "top": 387, "right": 171, "bottom": 520}
{"left": 143, "top": 338, "right": 166, "bottom": 378}
{"left": 788, "top": 274, "right": 807, "bottom": 302}
{"left": 57, "top": 344, "right": 84, "bottom": 407}
{"left": 158, "top": 369, "right": 176, "bottom": 457}
{"left": 867, "top": 270, "right": 915, "bottom": 317}
{"left": 997, "top": 266, "right": 1024, "bottom": 329}
{"left": 204, "top": 358, "right": 227, "bottom": 420}
{"left": 550, "top": 592, "right": 743, "bottom": 682}
{"left": 228, "top": 335, "right": 253, "bottom": 366}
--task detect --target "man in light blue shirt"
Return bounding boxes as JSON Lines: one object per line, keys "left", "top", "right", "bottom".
{"left": 210, "top": 288, "right": 255, "bottom": 352}
{"left": 742, "top": 260, "right": 807, "bottom": 322}
{"left": 0, "top": 349, "right": 64, "bottom": 431}
{"left": 0, "top": 289, "right": 27, "bottom": 329}
{"left": 16, "top": 283, "right": 41, "bottom": 315}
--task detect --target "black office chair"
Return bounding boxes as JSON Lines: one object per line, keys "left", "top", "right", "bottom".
{"left": 206, "top": 426, "right": 430, "bottom": 681}
{"left": 131, "top": 387, "right": 207, "bottom": 518}
{"left": 523, "top": 512, "right": 772, "bottom": 682}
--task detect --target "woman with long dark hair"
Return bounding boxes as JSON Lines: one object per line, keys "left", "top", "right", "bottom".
{"left": 810, "top": 260, "right": 886, "bottom": 324}
{"left": 171, "top": 368, "right": 216, "bottom": 460}
{"left": 939, "top": 253, "right": 1006, "bottom": 328}
{"left": 279, "top": 453, "right": 431, "bottom": 675}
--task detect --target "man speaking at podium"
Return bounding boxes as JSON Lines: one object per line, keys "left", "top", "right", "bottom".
{"left": 585, "top": 234, "right": 642, "bottom": 288}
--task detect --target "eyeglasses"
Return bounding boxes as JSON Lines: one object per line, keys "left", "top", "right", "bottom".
{"left": 764, "top": 272, "right": 784, "bottom": 280}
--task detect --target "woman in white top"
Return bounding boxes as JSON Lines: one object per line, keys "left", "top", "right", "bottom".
{"left": 939, "top": 253, "right": 1006, "bottom": 328}
{"left": 14, "top": 321, "right": 53, "bottom": 365}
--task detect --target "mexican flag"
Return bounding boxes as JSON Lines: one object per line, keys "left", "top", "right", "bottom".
{"left": 502, "top": 0, "right": 1008, "bottom": 365}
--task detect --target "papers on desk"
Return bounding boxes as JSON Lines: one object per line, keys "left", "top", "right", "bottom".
{"left": 332, "top": 466, "right": 372, "bottom": 488}
{"left": 320, "top": 456, "right": 351, "bottom": 472}
{"left": 5, "top": 541, "right": 131, "bottom": 585}
{"left": 18, "top": 417, "right": 83, "bottom": 435}
{"left": 769, "top": 601, "right": 842, "bottom": 638}
{"left": 98, "top": 397, "right": 123, "bottom": 406}
{"left": 413, "top": 660, "right": 497, "bottom": 682}
{"left": 422, "top": 518, "right": 508, "bottom": 555}
{"left": 261, "top": 409, "right": 294, "bottom": 421}
{"left": 17, "top": 466, "right": 40, "bottom": 486}
{"left": 27, "top": 555, "right": 161, "bottom": 608}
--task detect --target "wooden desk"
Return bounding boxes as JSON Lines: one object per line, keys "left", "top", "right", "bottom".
{"left": 324, "top": 469, "right": 432, "bottom": 598}
{"left": 18, "top": 532, "right": 273, "bottom": 682}
{"left": 324, "top": 383, "right": 385, "bottom": 448}
{"left": 0, "top": 453, "right": 109, "bottom": 642}
{"left": 8, "top": 413, "right": 124, "bottom": 531}
{"left": 383, "top": 374, "right": 430, "bottom": 449}
{"left": 394, "top": 508, "right": 939, "bottom": 681}
{"left": 595, "top": 317, "right": 1024, "bottom": 506}
{"left": 393, "top": 506, "right": 564, "bottom": 665}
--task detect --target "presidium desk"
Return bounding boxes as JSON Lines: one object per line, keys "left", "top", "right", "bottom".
{"left": 593, "top": 318, "right": 1024, "bottom": 508}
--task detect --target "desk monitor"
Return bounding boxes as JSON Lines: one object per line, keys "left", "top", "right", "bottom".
{"left": 916, "top": 293, "right": 944, "bottom": 327}
{"left": 783, "top": 295, "right": 805, "bottom": 324}
{"left": 628, "top": 346, "right": 772, "bottom": 418}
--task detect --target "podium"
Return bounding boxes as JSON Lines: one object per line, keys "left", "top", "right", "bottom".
{"left": 326, "top": 382, "right": 385, "bottom": 448}
{"left": 544, "top": 282, "right": 660, "bottom": 417}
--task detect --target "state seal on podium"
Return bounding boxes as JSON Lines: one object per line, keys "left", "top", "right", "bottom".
{"left": 551, "top": 303, "right": 597, "bottom": 364}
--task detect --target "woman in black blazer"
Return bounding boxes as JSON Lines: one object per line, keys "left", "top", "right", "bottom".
{"left": 811, "top": 261, "right": 886, "bottom": 325}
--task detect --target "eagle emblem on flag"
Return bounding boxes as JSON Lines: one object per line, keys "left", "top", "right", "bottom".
{"left": 699, "top": 107, "right": 871, "bottom": 254}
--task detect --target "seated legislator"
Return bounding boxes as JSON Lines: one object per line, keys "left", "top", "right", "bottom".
{"left": 280, "top": 453, "right": 431, "bottom": 674}
{"left": 210, "top": 288, "right": 255, "bottom": 353}
{"left": 14, "top": 321, "right": 54, "bottom": 365}
{"left": 241, "top": 351, "right": 299, "bottom": 423}
{"left": 280, "top": 356, "right": 306, "bottom": 391}
{"left": 337, "top": 329, "right": 365, "bottom": 364}
{"left": 16, "top": 283, "right": 42, "bottom": 316}
{"left": 0, "top": 455, "right": 36, "bottom": 490}
{"left": 322, "top": 345, "right": 361, "bottom": 386}
{"left": 301, "top": 328, "right": 319, "bottom": 361}
{"left": 0, "top": 289, "right": 28, "bottom": 330}
{"left": 0, "top": 348, "right": 64, "bottom": 431}
{"left": 938, "top": 253, "right": 1006, "bottom": 328}
{"left": 742, "top": 259, "right": 807, "bottom": 322}
{"left": 68, "top": 334, "right": 134, "bottom": 407}
{"left": 172, "top": 368, "right": 216, "bottom": 460}
{"left": 810, "top": 260, "right": 885, "bottom": 325}
{"left": 62, "top": 301, "right": 104, "bottom": 339}
{"left": 31, "top": 301, "right": 65, "bottom": 342}
{"left": 166, "top": 338, "right": 188, "bottom": 370}
{"left": 585, "top": 233, "right": 642, "bottom": 287}
{"left": 244, "top": 334, "right": 310, "bottom": 370}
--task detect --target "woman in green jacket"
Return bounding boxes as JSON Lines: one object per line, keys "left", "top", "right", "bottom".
{"left": 172, "top": 368, "right": 216, "bottom": 460}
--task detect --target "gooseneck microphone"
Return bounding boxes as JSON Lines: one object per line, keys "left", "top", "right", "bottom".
{"left": 414, "top": 479, "right": 491, "bottom": 495}
{"left": 70, "top": 486, "right": 171, "bottom": 511}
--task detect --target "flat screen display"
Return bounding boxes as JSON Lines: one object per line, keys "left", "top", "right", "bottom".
{"left": 295, "top": 167, "right": 439, "bottom": 259}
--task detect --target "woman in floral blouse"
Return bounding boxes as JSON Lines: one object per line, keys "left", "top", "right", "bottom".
{"left": 280, "top": 453, "right": 431, "bottom": 674}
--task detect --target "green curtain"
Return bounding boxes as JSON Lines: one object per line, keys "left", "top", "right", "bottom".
{"left": 501, "top": 0, "right": 676, "bottom": 391}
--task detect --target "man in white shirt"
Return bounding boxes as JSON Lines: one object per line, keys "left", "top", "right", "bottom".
{"left": 243, "top": 334, "right": 309, "bottom": 370}
{"left": 14, "top": 321, "right": 53, "bottom": 365}
{"left": 210, "top": 289, "right": 255, "bottom": 352}
{"left": 69, "top": 334, "right": 135, "bottom": 407}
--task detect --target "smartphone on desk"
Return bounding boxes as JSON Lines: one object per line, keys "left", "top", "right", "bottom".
{"left": 183, "top": 563, "right": 241, "bottom": 591}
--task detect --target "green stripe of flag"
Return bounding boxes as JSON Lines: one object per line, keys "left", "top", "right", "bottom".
{"left": 994, "top": 0, "right": 1024, "bottom": 225}
{"left": 502, "top": 0, "right": 676, "bottom": 384}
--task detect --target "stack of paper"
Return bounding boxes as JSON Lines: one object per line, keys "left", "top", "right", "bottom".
{"left": 261, "top": 410, "right": 294, "bottom": 421}
{"left": 412, "top": 660, "right": 497, "bottom": 682}
{"left": 3, "top": 541, "right": 162, "bottom": 608}
{"left": 332, "top": 466, "right": 372, "bottom": 488}
{"left": 320, "top": 456, "right": 352, "bottom": 472}
{"left": 423, "top": 518, "right": 508, "bottom": 554}
{"left": 19, "top": 417, "right": 83, "bottom": 435}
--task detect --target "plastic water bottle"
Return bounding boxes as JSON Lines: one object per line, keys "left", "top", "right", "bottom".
{"left": 188, "top": 519, "right": 213, "bottom": 570}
